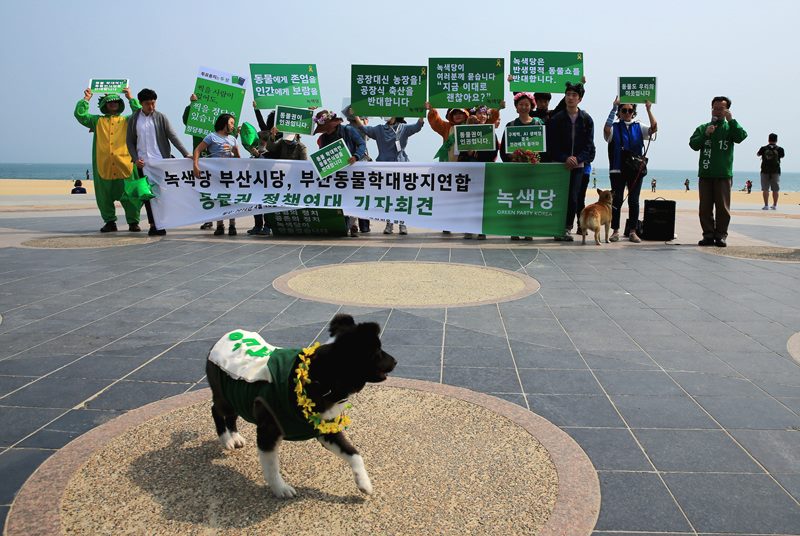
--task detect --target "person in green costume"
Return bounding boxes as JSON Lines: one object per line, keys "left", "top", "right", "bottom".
{"left": 74, "top": 87, "right": 143, "bottom": 232}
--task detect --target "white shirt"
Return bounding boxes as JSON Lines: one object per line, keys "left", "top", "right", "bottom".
{"left": 136, "top": 112, "right": 161, "bottom": 162}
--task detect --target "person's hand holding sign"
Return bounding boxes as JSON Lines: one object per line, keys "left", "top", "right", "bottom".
{"left": 348, "top": 156, "right": 357, "bottom": 165}
{"left": 122, "top": 87, "right": 132, "bottom": 100}
{"left": 83, "top": 88, "right": 92, "bottom": 102}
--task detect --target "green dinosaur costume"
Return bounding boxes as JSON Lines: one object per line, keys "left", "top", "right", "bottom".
{"left": 74, "top": 94, "right": 142, "bottom": 225}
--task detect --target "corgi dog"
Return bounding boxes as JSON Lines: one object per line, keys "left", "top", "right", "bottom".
{"left": 579, "top": 189, "right": 614, "bottom": 245}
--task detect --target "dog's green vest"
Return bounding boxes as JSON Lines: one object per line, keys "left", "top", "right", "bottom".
{"left": 217, "top": 347, "right": 320, "bottom": 441}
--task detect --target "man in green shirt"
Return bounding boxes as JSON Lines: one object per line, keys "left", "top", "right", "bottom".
{"left": 689, "top": 96, "right": 747, "bottom": 247}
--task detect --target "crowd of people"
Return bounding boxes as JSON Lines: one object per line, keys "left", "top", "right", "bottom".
{"left": 75, "top": 81, "right": 780, "bottom": 247}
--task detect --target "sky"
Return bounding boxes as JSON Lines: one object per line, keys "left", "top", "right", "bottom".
{"left": 2, "top": 0, "right": 797, "bottom": 172}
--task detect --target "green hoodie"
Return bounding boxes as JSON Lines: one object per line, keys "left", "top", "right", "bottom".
{"left": 689, "top": 119, "right": 747, "bottom": 179}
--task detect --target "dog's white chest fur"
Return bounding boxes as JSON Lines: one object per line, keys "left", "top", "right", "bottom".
{"left": 209, "top": 330, "right": 277, "bottom": 383}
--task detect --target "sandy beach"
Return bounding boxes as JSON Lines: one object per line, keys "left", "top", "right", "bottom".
{"left": 1, "top": 178, "right": 798, "bottom": 206}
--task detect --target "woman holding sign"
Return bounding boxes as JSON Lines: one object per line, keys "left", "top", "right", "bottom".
{"left": 603, "top": 97, "right": 657, "bottom": 243}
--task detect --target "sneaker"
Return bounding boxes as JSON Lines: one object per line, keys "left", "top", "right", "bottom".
{"left": 610, "top": 231, "right": 620, "bottom": 242}
{"left": 383, "top": 222, "right": 394, "bottom": 234}
{"left": 762, "top": 206, "right": 769, "bottom": 210}
{"left": 399, "top": 225, "right": 408, "bottom": 235}
{"left": 214, "top": 226, "right": 225, "bottom": 236}
{"left": 524, "top": 236, "right": 533, "bottom": 241}
{"left": 698, "top": 238, "right": 715, "bottom": 246}
{"left": 256, "top": 227, "right": 271, "bottom": 236}
{"left": 511, "top": 236, "right": 520, "bottom": 240}
{"left": 714, "top": 238, "right": 727, "bottom": 247}
{"left": 148, "top": 226, "right": 158, "bottom": 236}
{"left": 562, "top": 233, "right": 574, "bottom": 242}
{"left": 247, "top": 226, "right": 262, "bottom": 235}
{"left": 200, "top": 222, "right": 213, "bottom": 230}
{"left": 228, "top": 226, "right": 237, "bottom": 236}
{"left": 156, "top": 229, "right": 167, "bottom": 236}
{"left": 629, "top": 231, "right": 641, "bottom": 243}
{"left": 770, "top": 205, "right": 777, "bottom": 210}
{"left": 464, "top": 233, "right": 474, "bottom": 239}
{"left": 100, "top": 222, "right": 117, "bottom": 233}
{"left": 477, "top": 234, "right": 486, "bottom": 240}
{"left": 350, "top": 225, "right": 359, "bottom": 238}
{"left": 128, "top": 223, "right": 141, "bottom": 232}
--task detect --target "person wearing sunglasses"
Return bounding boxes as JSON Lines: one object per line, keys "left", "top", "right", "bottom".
{"left": 603, "top": 97, "right": 657, "bottom": 242}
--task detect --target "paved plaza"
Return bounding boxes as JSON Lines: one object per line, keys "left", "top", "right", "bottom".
{"left": 1, "top": 200, "right": 799, "bottom": 535}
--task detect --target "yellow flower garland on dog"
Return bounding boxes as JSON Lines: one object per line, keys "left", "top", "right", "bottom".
{"left": 294, "top": 342, "right": 352, "bottom": 434}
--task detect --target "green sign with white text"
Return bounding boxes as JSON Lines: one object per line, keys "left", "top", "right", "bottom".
{"left": 482, "top": 163, "right": 568, "bottom": 236}
{"left": 619, "top": 77, "right": 657, "bottom": 104}
{"left": 275, "top": 105, "right": 314, "bottom": 135}
{"left": 90, "top": 78, "right": 128, "bottom": 94}
{"left": 250, "top": 64, "right": 322, "bottom": 109}
{"left": 351, "top": 65, "right": 427, "bottom": 118}
{"left": 504, "top": 125, "right": 546, "bottom": 153}
{"left": 428, "top": 58, "right": 504, "bottom": 108}
{"left": 509, "top": 51, "right": 583, "bottom": 92}
{"left": 455, "top": 124, "right": 495, "bottom": 152}
{"left": 185, "top": 67, "right": 247, "bottom": 138}
{"left": 310, "top": 139, "right": 352, "bottom": 178}
{"left": 265, "top": 208, "right": 347, "bottom": 237}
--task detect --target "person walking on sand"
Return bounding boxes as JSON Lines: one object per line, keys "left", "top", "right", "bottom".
{"left": 757, "top": 133, "right": 785, "bottom": 210}
{"left": 684, "top": 178, "right": 690, "bottom": 191}
{"left": 689, "top": 95, "right": 748, "bottom": 248}
{"left": 651, "top": 178, "right": 657, "bottom": 192}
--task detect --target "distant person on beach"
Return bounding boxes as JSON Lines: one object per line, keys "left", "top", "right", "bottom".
{"left": 746, "top": 179, "right": 752, "bottom": 193}
{"left": 127, "top": 88, "right": 191, "bottom": 236}
{"left": 689, "top": 95, "right": 748, "bottom": 247}
{"left": 85, "top": 169, "right": 89, "bottom": 181}
{"left": 604, "top": 97, "right": 657, "bottom": 243}
{"left": 757, "top": 133, "right": 785, "bottom": 210}
{"left": 71, "top": 179, "right": 86, "bottom": 194}
{"left": 684, "top": 178, "right": 690, "bottom": 191}
{"left": 74, "top": 87, "right": 143, "bottom": 233}
{"left": 651, "top": 178, "right": 657, "bottom": 192}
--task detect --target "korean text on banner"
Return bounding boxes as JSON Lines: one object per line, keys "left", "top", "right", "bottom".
{"left": 504, "top": 125, "right": 546, "bottom": 153}
{"left": 428, "top": 58, "right": 504, "bottom": 108}
{"left": 351, "top": 65, "right": 427, "bottom": 118}
{"left": 455, "top": 124, "right": 496, "bottom": 152}
{"left": 310, "top": 139, "right": 353, "bottom": 178}
{"left": 185, "top": 66, "right": 247, "bottom": 138}
{"left": 509, "top": 52, "right": 583, "bottom": 92}
{"left": 619, "top": 77, "right": 657, "bottom": 104}
{"left": 90, "top": 79, "right": 129, "bottom": 94}
{"left": 275, "top": 106, "right": 314, "bottom": 135}
{"left": 250, "top": 64, "right": 322, "bottom": 109}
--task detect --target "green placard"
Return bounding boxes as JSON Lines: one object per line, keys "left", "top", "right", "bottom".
{"left": 90, "top": 78, "right": 128, "bottom": 94}
{"left": 509, "top": 51, "right": 583, "bottom": 92}
{"left": 619, "top": 77, "right": 657, "bottom": 104}
{"left": 482, "top": 163, "right": 569, "bottom": 236}
{"left": 265, "top": 209, "right": 347, "bottom": 237}
{"left": 310, "top": 139, "right": 352, "bottom": 178}
{"left": 454, "top": 124, "right": 495, "bottom": 152}
{"left": 350, "top": 65, "right": 427, "bottom": 118}
{"left": 275, "top": 105, "right": 313, "bottom": 135}
{"left": 250, "top": 64, "right": 322, "bottom": 109}
{"left": 428, "top": 58, "right": 504, "bottom": 108}
{"left": 185, "top": 67, "right": 247, "bottom": 138}
{"left": 504, "top": 125, "right": 546, "bottom": 153}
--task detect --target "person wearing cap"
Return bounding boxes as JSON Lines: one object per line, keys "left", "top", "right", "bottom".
{"left": 74, "top": 86, "right": 143, "bottom": 233}
{"left": 350, "top": 114, "right": 425, "bottom": 235}
{"left": 313, "top": 109, "right": 367, "bottom": 237}
{"left": 545, "top": 82, "right": 596, "bottom": 241}
{"left": 426, "top": 103, "right": 470, "bottom": 163}
{"left": 127, "top": 88, "right": 192, "bottom": 236}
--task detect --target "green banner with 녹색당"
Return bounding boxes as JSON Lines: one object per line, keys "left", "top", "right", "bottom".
{"left": 509, "top": 51, "right": 583, "bottom": 93}
{"left": 619, "top": 77, "right": 657, "bottom": 104}
{"left": 428, "top": 58, "right": 504, "bottom": 108}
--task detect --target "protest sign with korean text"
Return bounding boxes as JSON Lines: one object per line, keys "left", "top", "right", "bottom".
{"left": 310, "top": 139, "right": 353, "bottom": 178}
{"left": 265, "top": 209, "right": 348, "bottom": 237}
{"left": 185, "top": 66, "right": 247, "bottom": 138}
{"left": 351, "top": 65, "right": 427, "bottom": 118}
{"left": 619, "top": 77, "right": 657, "bottom": 104}
{"left": 504, "top": 125, "right": 546, "bottom": 153}
{"left": 144, "top": 158, "right": 569, "bottom": 237}
{"left": 454, "top": 124, "right": 496, "bottom": 152}
{"left": 90, "top": 78, "right": 128, "bottom": 94}
{"left": 428, "top": 58, "right": 504, "bottom": 108}
{"left": 250, "top": 64, "right": 321, "bottom": 109}
{"left": 275, "top": 105, "right": 314, "bottom": 135}
{"left": 509, "top": 51, "right": 583, "bottom": 92}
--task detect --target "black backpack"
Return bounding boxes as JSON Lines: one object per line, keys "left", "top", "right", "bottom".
{"left": 762, "top": 145, "right": 780, "bottom": 172}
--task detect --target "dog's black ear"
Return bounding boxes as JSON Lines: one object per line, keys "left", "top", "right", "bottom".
{"left": 329, "top": 314, "right": 356, "bottom": 337}
{"left": 596, "top": 188, "right": 602, "bottom": 195}
{"left": 355, "top": 322, "right": 380, "bottom": 337}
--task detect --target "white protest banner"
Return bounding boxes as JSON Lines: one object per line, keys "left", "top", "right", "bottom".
{"left": 144, "top": 159, "right": 570, "bottom": 236}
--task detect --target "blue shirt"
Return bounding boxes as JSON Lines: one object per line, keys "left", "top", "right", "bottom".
{"left": 359, "top": 121, "right": 424, "bottom": 162}
{"left": 203, "top": 132, "right": 237, "bottom": 157}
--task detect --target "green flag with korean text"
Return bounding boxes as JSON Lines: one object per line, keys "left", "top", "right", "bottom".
{"left": 428, "top": 58, "right": 504, "bottom": 108}
{"left": 509, "top": 52, "right": 583, "bottom": 93}
{"left": 351, "top": 65, "right": 427, "bottom": 118}
{"left": 185, "top": 66, "right": 247, "bottom": 138}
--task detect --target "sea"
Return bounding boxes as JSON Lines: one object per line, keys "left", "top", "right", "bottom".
{"left": 1, "top": 162, "right": 799, "bottom": 191}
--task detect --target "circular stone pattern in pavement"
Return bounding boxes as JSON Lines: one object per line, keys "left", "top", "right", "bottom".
{"left": 273, "top": 261, "right": 540, "bottom": 308}
{"left": 21, "top": 235, "right": 157, "bottom": 249}
{"left": 6, "top": 379, "right": 599, "bottom": 536}
{"left": 789, "top": 333, "right": 800, "bottom": 365}
{"left": 706, "top": 246, "right": 800, "bottom": 262}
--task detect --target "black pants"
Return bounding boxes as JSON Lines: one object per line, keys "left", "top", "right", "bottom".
{"left": 137, "top": 166, "right": 158, "bottom": 230}
{"left": 576, "top": 173, "right": 591, "bottom": 228}
{"left": 610, "top": 171, "right": 643, "bottom": 231}
{"left": 565, "top": 168, "right": 585, "bottom": 231}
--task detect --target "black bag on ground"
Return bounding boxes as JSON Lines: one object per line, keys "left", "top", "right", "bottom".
{"left": 642, "top": 198, "right": 675, "bottom": 241}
